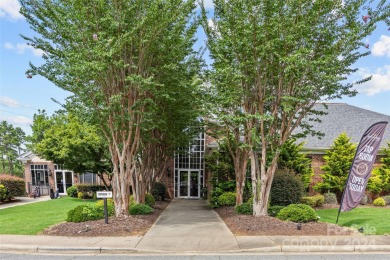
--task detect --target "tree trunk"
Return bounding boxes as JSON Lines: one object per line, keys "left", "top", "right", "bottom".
{"left": 112, "top": 160, "right": 132, "bottom": 217}
{"left": 235, "top": 158, "right": 247, "bottom": 205}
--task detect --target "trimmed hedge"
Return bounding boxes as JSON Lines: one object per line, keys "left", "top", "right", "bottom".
{"left": 129, "top": 204, "right": 154, "bottom": 215}
{"left": 373, "top": 197, "right": 386, "bottom": 207}
{"left": 74, "top": 184, "right": 105, "bottom": 193}
{"left": 0, "top": 184, "right": 8, "bottom": 202}
{"left": 301, "top": 195, "right": 324, "bottom": 207}
{"left": 66, "top": 186, "right": 78, "bottom": 198}
{"left": 276, "top": 204, "right": 319, "bottom": 223}
{"left": 66, "top": 204, "right": 104, "bottom": 222}
{"left": 324, "top": 192, "right": 338, "bottom": 204}
{"left": 0, "top": 174, "right": 25, "bottom": 200}
{"left": 270, "top": 171, "right": 304, "bottom": 206}
{"left": 217, "top": 192, "right": 236, "bottom": 207}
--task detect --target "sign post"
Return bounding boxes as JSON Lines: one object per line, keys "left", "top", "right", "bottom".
{"left": 97, "top": 191, "right": 113, "bottom": 224}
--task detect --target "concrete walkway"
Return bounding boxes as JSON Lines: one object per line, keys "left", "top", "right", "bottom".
{"left": 1, "top": 199, "right": 390, "bottom": 254}
{"left": 0, "top": 196, "right": 51, "bottom": 210}
{"left": 136, "top": 199, "right": 239, "bottom": 251}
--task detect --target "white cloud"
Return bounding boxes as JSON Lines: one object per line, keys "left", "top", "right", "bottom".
{"left": 4, "top": 42, "right": 44, "bottom": 57}
{"left": 372, "top": 35, "right": 390, "bottom": 58}
{"left": 355, "top": 65, "right": 390, "bottom": 96}
{"left": 0, "top": 114, "right": 33, "bottom": 127}
{"left": 0, "top": 96, "right": 20, "bottom": 108}
{"left": 202, "top": 0, "right": 214, "bottom": 9}
{"left": 0, "top": 0, "right": 23, "bottom": 20}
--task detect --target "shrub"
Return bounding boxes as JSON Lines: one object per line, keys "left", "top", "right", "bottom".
{"left": 209, "top": 180, "right": 236, "bottom": 208}
{"left": 384, "top": 195, "right": 390, "bottom": 206}
{"left": 235, "top": 203, "right": 252, "bottom": 215}
{"left": 217, "top": 192, "right": 236, "bottom": 207}
{"left": 360, "top": 193, "right": 369, "bottom": 205}
{"left": 301, "top": 195, "right": 325, "bottom": 207}
{"left": 268, "top": 205, "right": 285, "bottom": 217}
{"left": 77, "top": 191, "right": 93, "bottom": 199}
{"left": 66, "top": 204, "right": 104, "bottom": 222}
{"left": 373, "top": 197, "right": 386, "bottom": 207}
{"left": 276, "top": 204, "right": 319, "bottom": 223}
{"left": 129, "top": 204, "right": 154, "bottom": 215}
{"left": 145, "top": 193, "right": 155, "bottom": 207}
{"left": 77, "top": 192, "right": 84, "bottom": 199}
{"left": 74, "top": 184, "right": 105, "bottom": 193}
{"left": 0, "top": 184, "right": 8, "bottom": 202}
{"left": 66, "top": 186, "right": 78, "bottom": 198}
{"left": 96, "top": 198, "right": 115, "bottom": 216}
{"left": 0, "top": 174, "right": 25, "bottom": 199}
{"left": 270, "top": 171, "right": 304, "bottom": 206}
{"left": 324, "top": 192, "right": 338, "bottom": 204}
{"left": 152, "top": 182, "right": 167, "bottom": 201}
{"left": 300, "top": 196, "right": 317, "bottom": 207}
{"left": 129, "top": 195, "right": 135, "bottom": 206}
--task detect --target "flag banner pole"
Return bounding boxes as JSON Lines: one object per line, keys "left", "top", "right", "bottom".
{"left": 336, "top": 121, "right": 388, "bottom": 224}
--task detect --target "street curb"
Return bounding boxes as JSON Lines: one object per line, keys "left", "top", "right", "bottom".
{"left": 2, "top": 244, "right": 390, "bottom": 254}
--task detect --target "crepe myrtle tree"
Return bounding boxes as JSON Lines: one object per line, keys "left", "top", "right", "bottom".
{"left": 20, "top": 0, "right": 203, "bottom": 216}
{"left": 201, "top": 0, "right": 390, "bottom": 216}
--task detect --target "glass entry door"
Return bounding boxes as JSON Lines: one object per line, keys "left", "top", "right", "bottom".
{"left": 179, "top": 170, "right": 199, "bottom": 198}
{"left": 55, "top": 171, "right": 73, "bottom": 194}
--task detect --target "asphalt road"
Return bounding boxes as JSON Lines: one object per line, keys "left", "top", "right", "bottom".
{"left": 1, "top": 253, "right": 390, "bottom": 260}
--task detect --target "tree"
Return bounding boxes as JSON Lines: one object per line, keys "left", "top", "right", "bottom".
{"left": 0, "top": 121, "right": 26, "bottom": 177}
{"left": 30, "top": 112, "right": 113, "bottom": 189}
{"left": 20, "top": 0, "right": 202, "bottom": 216}
{"left": 278, "top": 139, "right": 313, "bottom": 190}
{"left": 314, "top": 133, "right": 357, "bottom": 199}
{"left": 367, "top": 142, "right": 390, "bottom": 194}
{"left": 201, "top": 0, "right": 389, "bottom": 215}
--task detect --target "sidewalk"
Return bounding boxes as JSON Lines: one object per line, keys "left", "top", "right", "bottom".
{"left": 1, "top": 199, "right": 390, "bottom": 254}
{"left": 0, "top": 196, "right": 51, "bottom": 210}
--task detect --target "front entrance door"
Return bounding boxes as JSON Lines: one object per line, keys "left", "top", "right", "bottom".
{"left": 55, "top": 171, "right": 73, "bottom": 194}
{"left": 178, "top": 170, "right": 199, "bottom": 198}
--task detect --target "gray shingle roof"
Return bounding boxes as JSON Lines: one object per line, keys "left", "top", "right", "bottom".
{"left": 297, "top": 103, "right": 390, "bottom": 151}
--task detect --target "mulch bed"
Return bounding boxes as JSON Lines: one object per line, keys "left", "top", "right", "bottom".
{"left": 42, "top": 200, "right": 170, "bottom": 237}
{"left": 215, "top": 207, "right": 355, "bottom": 236}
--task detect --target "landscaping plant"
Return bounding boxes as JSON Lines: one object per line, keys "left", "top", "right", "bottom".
{"left": 277, "top": 204, "right": 319, "bottom": 223}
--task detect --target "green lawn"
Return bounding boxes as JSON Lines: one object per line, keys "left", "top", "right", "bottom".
{"left": 316, "top": 207, "right": 390, "bottom": 235}
{"left": 0, "top": 197, "right": 97, "bottom": 235}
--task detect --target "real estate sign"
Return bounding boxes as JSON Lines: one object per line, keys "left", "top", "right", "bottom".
{"left": 339, "top": 121, "right": 388, "bottom": 217}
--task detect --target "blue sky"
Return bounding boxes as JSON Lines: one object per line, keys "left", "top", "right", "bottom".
{"left": 1, "top": 0, "right": 389, "bottom": 136}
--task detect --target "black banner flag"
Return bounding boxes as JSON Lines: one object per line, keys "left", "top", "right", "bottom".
{"left": 337, "top": 121, "right": 388, "bottom": 222}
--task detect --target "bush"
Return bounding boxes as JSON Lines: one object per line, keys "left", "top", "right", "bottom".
{"left": 384, "top": 195, "right": 390, "bottom": 206}
{"left": 235, "top": 203, "right": 252, "bottom": 215}
{"left": 129, "top": 195, "right": 135, "bottom": 206}
{"left": 209, "top": 180, "right": 236, "bottom": 208}
{"left": 129, "top": 204, "right": 154, "bottom": 215}
{"left": 152, "top": 182, "right": 167, "bottom": 201}
{"left": 66, "top": 204, "right": 104, "bottom": 222}
{"left": 77, "top": 191, "right": 94, "bottom": 199}
{"left": 77, "top": 192, "right": 84, "bottom": 199}
{"left": 96, "top": 198, "right": 115, "bottom": 216}
{"left": 270, "top": 171, "right": 304, "bottom": 206}
{"left": 300, "top": 196, "right": 317, "bottom": 207}
{"left": 66, "top": 186, "right": 78, "bottom": 198}
{"left": 324, "top": 192, "right": 338, "bottom": 204}
{"left": 268, "top": 205, "right": 285, "bottom": 217}
{"left": 74, "top": 184, "right": 104, "bottom": 193}
{"left": 360, "top": 193, "right": 369, "bottom": 205}
{"left": 0, "top": 174, "right": 25, "bottom": 199}
{"left": 217, "top": 192, "right": 236, "bottom": 207}
{"left": 373, "top": 197, "right": 386, "bottom": 207}
{"left": 145, "top": 193, "right": 155, "bottom": 207}
{"left": 0, "top": 184, "right": 8, "bottom": 202}
{"left": 301, "top": 195, "right": 324, "bottom": 207}
{"left": 276, "top": 204, "right": 319, "bottom": 223}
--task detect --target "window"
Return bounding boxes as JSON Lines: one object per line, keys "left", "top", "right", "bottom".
{"left": 79, "top": 172, "right": 99, "bottom": 184}
{"left": 30, "top": 164, "right": 49, "bottom": 186}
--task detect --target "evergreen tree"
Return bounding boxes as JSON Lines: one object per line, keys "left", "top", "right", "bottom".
{"left": 314, "top": 133, "right": 356, "bottom": 198}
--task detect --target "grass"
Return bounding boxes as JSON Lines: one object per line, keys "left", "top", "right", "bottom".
{"left": 0, "top": 197, "right": 97, "bottom": 235}
{"left": 316, "top": 207, "right": 390, "bottom": 235}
